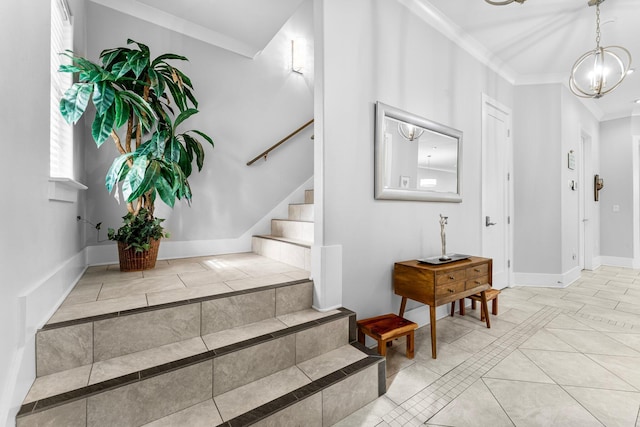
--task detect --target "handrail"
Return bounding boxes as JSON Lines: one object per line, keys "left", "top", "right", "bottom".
{"left": 246, "top": 119, "right": 314, "bottom": 166}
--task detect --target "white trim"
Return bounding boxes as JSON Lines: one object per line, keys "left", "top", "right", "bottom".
{"left": 633, "top": 137, "right": 640, "bottom": 269}
{"left": 599, "top": 256, "right": 640, "bottom": 269}
{"left": 48, "top": 177, "right": 87, "bottom": 203}
{"left": 591, "top": 256, "right": 602, "bottom": 270}
{"left": 2, "top": 250, "right": 86, "bottom": 427}
{"left": 311, "top": 304, "right": 342, "bottom": 313}
{"left": 513, "top": 266, "right": 581, "bottom": 288}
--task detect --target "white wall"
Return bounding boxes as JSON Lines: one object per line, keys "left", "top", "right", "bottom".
{"left": 82, "top": 1, "right": 314, "bottom": 257}
{"left": 317, "top": 0, "right": 513, "bottom": 321}
{"left": 0, "top": 1, "right": 87, "bottom": 425}
{"left": 600, "top": 116, "right": 640, "bottom": 261}
{"left": 560, "top": 87, "right": 600, "bottom": 274}
{"left": 513, "top": 84, "right": 600, "bottom": 285}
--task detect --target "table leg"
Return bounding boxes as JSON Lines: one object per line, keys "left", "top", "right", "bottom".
{"left": 460, "top": 299, "right": 465, "bottom": 316}
{"left": 399, "top": 297, "right": 407, "bottom": 317}
{"left": 480, "top": 290, "right": 491, "bottom": 328}
{"left": 430, "top": 305, "right": 437, "bottom": 359}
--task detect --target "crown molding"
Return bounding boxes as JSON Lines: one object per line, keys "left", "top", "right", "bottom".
{"left": 398, "top": 0, "right": 517, "bottom": 85}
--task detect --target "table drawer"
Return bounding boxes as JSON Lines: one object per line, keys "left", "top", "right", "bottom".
{"left": 466, "top": 275, "right": 489, "bottom": 290}
{"left": 436, "top": 270, "right": 467, "bottom": 285}
{"left": 467, "top": 264, "right": 489, "bottom": 278}
{"left": 436, "top": 281, "right": 466, "bottom": 298}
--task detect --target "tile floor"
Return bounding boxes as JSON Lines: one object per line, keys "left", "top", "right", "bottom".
{"left": 48, "top": 253, "right": 309, "bottom": 324}
{"left": 337, "top": 266, "right": 640, "bottom": 427}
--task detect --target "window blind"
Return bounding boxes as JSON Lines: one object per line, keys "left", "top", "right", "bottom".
{"left": 50, "top": 0, "right": 74, "bottom": 179}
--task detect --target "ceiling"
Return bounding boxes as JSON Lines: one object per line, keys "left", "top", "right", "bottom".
{"left": 89, "top": 0, "right": 306, "bottom": 58}
{"left": 91, "top": 0, "right": 639, "bottom": 120}
{"left": 417, "top": 0, "right": 640, "bottom": 121}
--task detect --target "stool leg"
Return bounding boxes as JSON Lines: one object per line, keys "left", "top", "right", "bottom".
{"left": 480, "top": 304, "right": 486, "bottom": 321}
{"left": 358, "top": 329, "right": 365, "bottom": 345}
{"left": 379, "top": 339, "right": 387, "bottom": 357}
{"left": 492, "top": 297, "right": 498, "bottom": 316}
{"left": 406, "top": 332, "right": 415, "bottom": 359}
{"left": 471, "top": 299, "right": 477, "bottom": 310}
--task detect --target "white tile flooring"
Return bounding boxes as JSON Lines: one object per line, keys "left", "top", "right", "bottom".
{"left": 337, "top": 266, "right": 640, "bottom": 427}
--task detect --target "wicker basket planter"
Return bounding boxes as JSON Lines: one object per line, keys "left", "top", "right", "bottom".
{"left": 117, "top": 238, "right": 161, "bottom": 272}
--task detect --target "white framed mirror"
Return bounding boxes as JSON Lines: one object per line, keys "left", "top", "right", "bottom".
{"left": 374, "top": 102, "right": 463, "bottom": 202}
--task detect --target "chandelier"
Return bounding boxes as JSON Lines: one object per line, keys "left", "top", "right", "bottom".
{"left": 569, "top": 0, "right": 632, "bottom": 98}
{"left": 484, "top": 0, "right": 526, "bottom": 5}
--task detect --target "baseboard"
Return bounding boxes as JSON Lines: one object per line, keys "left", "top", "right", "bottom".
{"left": 599, "top": 256, "right": 640, "bottom": 269}
{"left": 85, "top": 176, "right": 314, "bottom": 266}
{"left": 513, "top": 267, "right": 581, "bottom": 288}
{"left": 402, "top": 303, "right": 464, "bottom": 328}
{"left": 2, "top": 250, "right": 86, "bottom": 427}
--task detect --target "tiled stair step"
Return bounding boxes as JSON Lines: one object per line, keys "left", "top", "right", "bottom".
{"left": 304, "top": 189, "right": 314, "bottom": 204}
{"left": 17, "top": 309, "right": 384, "bottom": 426}
{"left": 271, "top": 219, "right": 314, "bottom": 242}
{"left": 288, "top": 203, "right": 314, "bottom": 222}
{"left": 35, "top": 279, "right": 315, "bottom": 378}
{"left": 252, "top": 236, "right": 311, "bottom": 270}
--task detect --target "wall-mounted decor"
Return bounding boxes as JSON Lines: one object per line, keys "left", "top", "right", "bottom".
{"left": 568, "top": 150, "right": 576, "bottom": 170}
{"left": 594, "top": 174, "right": 604, "bottom": 201}
{"left": 374, "top": 102, "right": 463, "bottom": 202}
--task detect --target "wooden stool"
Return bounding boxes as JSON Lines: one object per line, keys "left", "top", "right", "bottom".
{"left": 357, "top": 313, "right": 418, "bottom": 358}
{"left": 451, "top": 288, "right": 500, "bottom": 321}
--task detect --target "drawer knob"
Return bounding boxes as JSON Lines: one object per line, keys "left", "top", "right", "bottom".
{"left": 474, "top": 268, "right": 480, "bottom": 272}
{"left": 475, "top": 280, "right": 481, "bottom": 285}
{"left": 448, "top": 289, "right": 454, "bottom": 293}
{"left": 449, "top": 275, "right": 455, "bottom": 280}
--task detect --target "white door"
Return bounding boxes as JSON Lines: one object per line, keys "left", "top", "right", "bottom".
{"left": 482, "top": 95, "right": 512, "bottom": 290}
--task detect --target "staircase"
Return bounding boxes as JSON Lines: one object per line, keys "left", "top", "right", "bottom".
{"left": 16, "top": 190, "right": 385, "bottom": 427}
{"left": 252, "top": 189, "right": 314, "bottom": 271}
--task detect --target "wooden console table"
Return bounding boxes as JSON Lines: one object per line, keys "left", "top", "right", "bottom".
{"left": 393, "top": 256, "right": 493, "bottom": 359}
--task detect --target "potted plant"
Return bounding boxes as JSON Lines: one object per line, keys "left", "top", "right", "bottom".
{"left": 59, "top": 39, "right": 213, "bottom": 271}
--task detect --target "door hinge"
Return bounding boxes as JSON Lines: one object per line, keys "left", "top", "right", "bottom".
{"left": 507, "top": 216, "right": 511, "bottom": 225}
{"left": 507, "top": 172, "right": 510, "bottom": 181}
{"left": 508, "top": 259, "right": 511, "bottom": 268}
{"left": 507, "top": 129, "right": 511, "bottom": 137}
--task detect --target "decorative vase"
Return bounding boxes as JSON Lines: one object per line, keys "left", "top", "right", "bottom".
{"left": 116, "top": 238, "right": 161, "bottom": 272}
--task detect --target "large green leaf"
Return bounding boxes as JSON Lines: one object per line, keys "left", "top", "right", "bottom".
{"left": 155, "top": 173, "right": 175, "bottom": 208}
{"left": 91, "top": 104, "right": 116, "bottom": 147}
{"left": 164, "top": 136, "right": 181, "bottom": 163}
{"left": 122, "top": 156, "right": 148, "bottom": 202}
{"left": 60, "top": 83, "right": 93, "bottom": 124}
{"left": 113, "top": 93, "right": 130, "bottom": 129}
{"left": 106, "top": 154, "right": 132, "bottom": 193}
{"left": 184, "top": 134, "right": 205, "bottom": 171}
{"left": 127, "top": 39, "right": 150, "bottom": 58}
{"left": 58, "top": 64, "right": 81, "bottom": 73}
{"left": 92, "top": 82, "right": 116, "bottom": 115}
{"left": 173, "top": 108, "right": 198, "bottom": 131}
{"left": 151, "top": 53, "right": 188, "bottom": 67}
{"left": 176, "top": 142, "right": 192, "bottom": 177}
{"left": 112, "top": 60, "right": 133, "bottom": 79}
{"left": 127, "top": 50, "right": 149, "bottom": 78}
{"left": 128, "top": 159, "right": 161, "bottom": 200}
{"left": 165, "top": 78, "right": 187, "bottom": 112}
{"left": 189, "top": 129, "right": 214, "bottom": 147}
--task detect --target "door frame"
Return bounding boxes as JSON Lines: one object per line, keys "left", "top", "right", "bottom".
{"left": 481, "top": 94, "right": 514, "bottom": 288}
{"left": 579, "top": 130, "right": 595, "bottom": 270}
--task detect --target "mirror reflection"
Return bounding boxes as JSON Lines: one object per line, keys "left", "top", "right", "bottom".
{"left": 375, "top": 102, "right": 463, "bottom": 202}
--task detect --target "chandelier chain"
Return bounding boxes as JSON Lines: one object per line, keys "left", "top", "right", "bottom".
{"left": 595, "top": 3, "right": 601, "bottom": 48}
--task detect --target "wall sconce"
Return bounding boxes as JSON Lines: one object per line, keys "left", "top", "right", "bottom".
{"left": 291, "top": 38, "right": 305, "bottom": 74}
{"left": 594, "top": 174, "right": 604, "bottom": 201}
